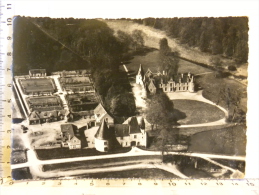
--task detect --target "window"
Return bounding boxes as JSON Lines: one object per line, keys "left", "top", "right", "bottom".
{"left": 125, "top": 142, "right": 127, "bottom": 146}
{"left": 134, "top": 135, "right": 137, "bottom": 139}
{"left": 121, "top": 137, "right": 123, "bottom": 140}
{"left": 104, "top": 141, "right": 107, "bottom": 145}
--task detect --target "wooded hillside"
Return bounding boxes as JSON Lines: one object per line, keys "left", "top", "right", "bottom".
{"left": 133, "top": 17, "right": 249, "bottom": 64}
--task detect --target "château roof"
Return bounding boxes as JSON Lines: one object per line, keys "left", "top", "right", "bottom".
{"left": 137, "top": 64, "right": 145, "bottom": 78}
{"left": 95, "top": 120, "right": 114, "bottom": 140}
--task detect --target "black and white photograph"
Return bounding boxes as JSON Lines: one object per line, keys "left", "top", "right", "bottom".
{"left": 11, "top": 16, "right": 248, "bottom": 180}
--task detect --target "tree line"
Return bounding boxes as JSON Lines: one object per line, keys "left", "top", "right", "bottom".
{"left": 133, "top": 17, "right": 249, "bottom": 64}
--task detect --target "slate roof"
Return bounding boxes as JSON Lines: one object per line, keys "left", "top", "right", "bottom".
{"left": 114, "top": 124, "right": 130, "bottom": 137}
{"left": 60, "top": 124, "right": 80, "bottom": 139}
{"left": 95, "top": 120, "right": 114, "bottom": 140}
{"left": 137, "top": 64, "right": 145, "bottom": 78}
{"left": 128, "top": 116, "right": 142, "bottom": 134}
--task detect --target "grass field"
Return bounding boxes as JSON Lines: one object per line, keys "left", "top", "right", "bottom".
{"left": 188, "top": 124, "right": 246, "bottom": 155}
{"left": 19, "top": 78, "right": 55, "bottom": 94}
{"left": 172, "top": 100, "right": 225, "bottom": 125}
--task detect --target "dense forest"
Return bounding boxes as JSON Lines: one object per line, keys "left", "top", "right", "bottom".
{"left": 132, "top": 17, "right": 249, "bottom": 64}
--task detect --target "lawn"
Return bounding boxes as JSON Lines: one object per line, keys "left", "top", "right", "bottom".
{"left": 172, "top": 100, "right": 225, "bottom": 125}
{"left": 19, "top": 78, "right": 56, "bottom": 94}
{"left": 188, "top": 124, "right": 246, "bottom": 155}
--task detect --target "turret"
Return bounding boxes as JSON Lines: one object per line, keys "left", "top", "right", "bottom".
{"left": 94, "top": 120, "right": 114, "bottom": 152}
{"left": 136, "top": 64, "right": 145, "bottom": 85}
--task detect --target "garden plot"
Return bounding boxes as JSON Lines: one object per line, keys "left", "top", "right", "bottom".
{"left": 19, "top": 78, "right": 56, "bottom": 95}
{"left": 26, "top": 96, "right": 63, "bottom": 111}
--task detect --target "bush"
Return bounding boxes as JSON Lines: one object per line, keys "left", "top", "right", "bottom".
{"left": 228, "top": 65, "right": 237, "bottom": 71}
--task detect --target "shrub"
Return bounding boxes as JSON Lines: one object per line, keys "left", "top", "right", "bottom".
{"left": 228, "top": 65, "right": 237, "bottom": 71}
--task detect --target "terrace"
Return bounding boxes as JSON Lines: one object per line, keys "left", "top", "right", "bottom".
{"left": 18, "top": 78, "right": 56, "bottom": 95}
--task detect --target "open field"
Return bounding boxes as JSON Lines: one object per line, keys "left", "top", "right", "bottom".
{"left": 19, "top": 78, "right": 56, "bottom": 94}
{"left": 26, "top": 96, "right": 63, "bottom": 111}
{"left": 172, "top": 100, "right": 225, "bottom": 125}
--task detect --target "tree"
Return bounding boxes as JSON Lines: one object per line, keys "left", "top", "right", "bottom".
{"left": 159, "top": 38, "right": 171, "bottom": 55}
{"left": 159, "top": 38, "right": 179, "bottom": 77}
{"left": 216, "top": 85, "right": 244, "bottom": 123}
{"left": 116, "top": 30, "right": 133, "bottom": 53}
{"left": 145, "top": 92, "right": 178, "bottom": 160}
{"left": 210, "top": 56, "right": 223, "bottom": 77}
{"left": 131, "top": 29, "right": 145, "bottom": 51}
{"left": 110, "top": 92, "right": 136, "bottom": 117}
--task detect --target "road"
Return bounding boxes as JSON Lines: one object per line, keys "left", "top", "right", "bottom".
{"left": 11, "top": 147, "right": 245, "bottom": 179}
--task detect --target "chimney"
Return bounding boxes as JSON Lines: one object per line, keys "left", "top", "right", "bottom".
{"left": 68, "top": 134, "right": 71, "bottom": 141}
{"left": 181, "top": 73, "right": 183, "bottom": 78}
{"left": 163, "top": 70, "right": 165, "bottom": 75}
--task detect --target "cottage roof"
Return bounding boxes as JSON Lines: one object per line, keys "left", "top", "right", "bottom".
{"left": 94, "top": 103, "right": 107, "bottom": 115}
{"left": 61, "top": 124, "right": 76, "bottom": 135}
{"left": 61, "top": 124, "right": 81, "bottom": 141}
{"left": 28, "top": 111, "right": 40, "bottom": 120}
{"left": 95, "top": 120, "right": 114, "bottom": 140}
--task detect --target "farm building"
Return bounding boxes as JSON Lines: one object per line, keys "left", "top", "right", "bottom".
{"left": 94, "top": 103, "right": 114, "bottom": 125}
{"left": 27, "top": 110, "right": 66, "bottom": 125}
{"left": 94, "top": 117, "right": 148, "bottom": 152}
{"left": 29, "top": 69, "right": 47, "bottom": 77}
{"left": 60, "top": 124, "right": 81, "bottom": 149}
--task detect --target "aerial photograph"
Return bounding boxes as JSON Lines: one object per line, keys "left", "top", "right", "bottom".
{"left": 11, "top": 16, "right": 247, "bottom": 180}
